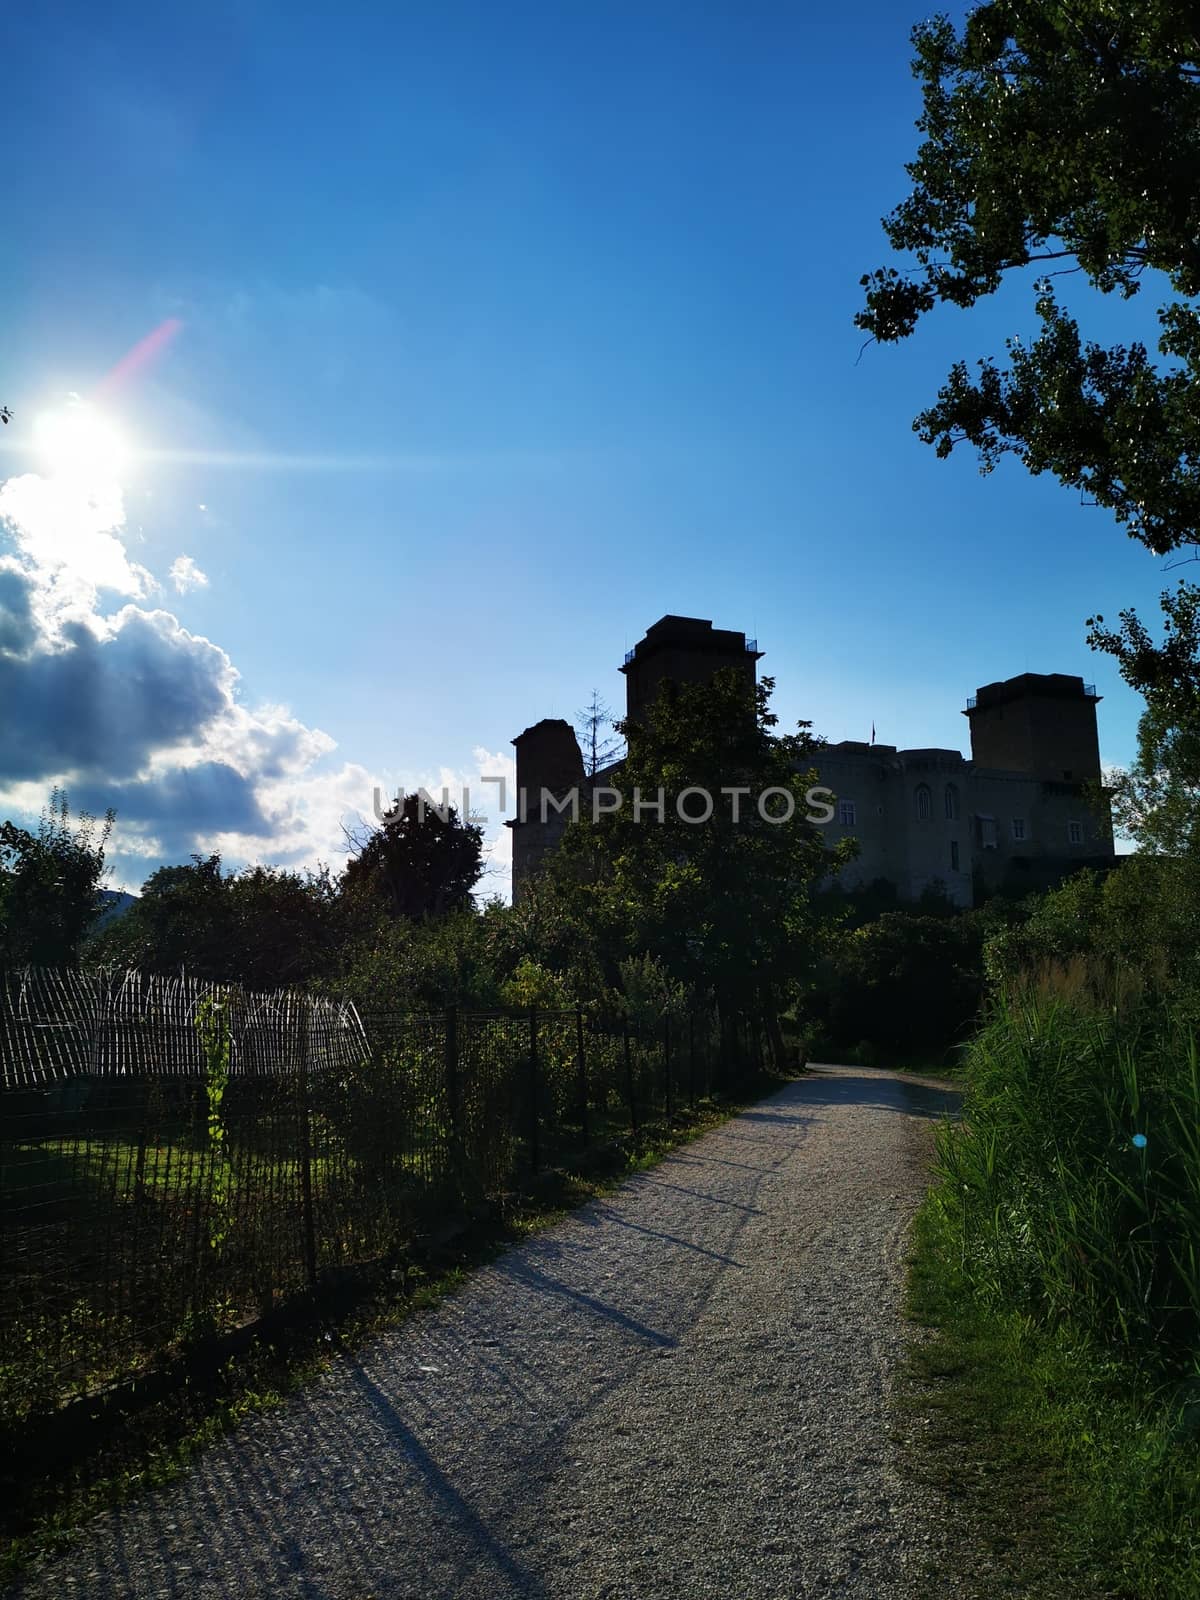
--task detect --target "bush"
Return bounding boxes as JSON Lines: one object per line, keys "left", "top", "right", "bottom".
{"left": 811, "top": 912, "right": 986, "bottom": 1061}
{"left": 984, "top": 858, "right": 1200, "bottom": 1030}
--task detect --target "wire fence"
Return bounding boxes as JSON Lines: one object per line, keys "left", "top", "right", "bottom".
{"left": 0, "top": 968, "right": 759, "bottom": 1426}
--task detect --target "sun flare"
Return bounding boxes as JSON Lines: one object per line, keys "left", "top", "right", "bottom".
{"left": 34, "top": 400, "right": 129, "bottom": 485}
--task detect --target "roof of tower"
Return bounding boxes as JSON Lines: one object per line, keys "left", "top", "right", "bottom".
{"left": 619, "top": 615, "right": 763, "bottom": 671}
{"left": 511, "top": 717, "right": 578, "bottom": 746}
{"left": 964, "top": 672, "right": 1101, "bottom": 716}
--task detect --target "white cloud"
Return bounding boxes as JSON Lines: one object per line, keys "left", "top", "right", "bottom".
{"left": 361, "top": 746, "right": 517, "bottom": 903}
{"left": 169, "top": 554, "right": 209, "bottom": 593}
{"left": 0, "top": 448, "right": 515, "bottom": 902}
{"left": 471, "top": 745, "right": 516, "bottom": 899}
{"left": 0, "top": 472, "right": 153, "bottom": 645}
{"left": 0, "top": 454, "right": 354, "bottom": 879}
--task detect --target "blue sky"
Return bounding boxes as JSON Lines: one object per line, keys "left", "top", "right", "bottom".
{"left": 0, "top": 1, "right": 1170, "bottom": 891}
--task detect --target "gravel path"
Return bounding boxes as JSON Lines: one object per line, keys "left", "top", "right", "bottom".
{"left": 9, "top": 1065, "right": 960, "bottom": 1600}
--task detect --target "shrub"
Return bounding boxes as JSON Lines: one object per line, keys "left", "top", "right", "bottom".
{"left": 984, "top": 858, "right": 1200, "bottom": 1031}
{"left": 812, "top": 912, "right": 986, "bottom": 1061}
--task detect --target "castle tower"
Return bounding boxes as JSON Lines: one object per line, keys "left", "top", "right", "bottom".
{"left": 619, "top": 615, "right": 762, "bottom": 725}
{"left": 963, "top": 673, "right": 1103, "bottom": 784}
{"left": 508, "top": 718, "right": 585, "bottom": 894}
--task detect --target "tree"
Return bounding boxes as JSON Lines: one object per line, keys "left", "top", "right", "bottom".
{"left": 817, "top": 913, "right": 987, "bottom": 1060}
{"left": 1105, "top": 697, "right": 1200, "bottom": 861}
{"left": 550, "top": 669, "right": 852, "bottom": 1061}
{"left": 1084, "top": 574, "right": 1200, "bottom": 863}
{"left": 226, "top": 864, "right": 340, "bottom": 988}
{"left": 332, "top": 907, "right": 501, "bottom": 1012}
{"left": 342, "top": 792, "right": 483, "bottom": 920}
{"left": 576, "top": 690, "right": 623, "bottom": 778}
{"left": 1114, "top": 709, "right": 1200, "bottom": 858}
{"left": 480, "top": 875, "right": 607, "bottom": 1006}
{"left": 0, "top": 790, "right": 114, "bottom": 967}
{"left": 858, "top": 3, "right": 1200, "bottom": 696}
{"left": 95, "top": 854, "right": 231, "bottom": 977}
{"left": 92, "top": 854, "right": 340, "bottom": 987}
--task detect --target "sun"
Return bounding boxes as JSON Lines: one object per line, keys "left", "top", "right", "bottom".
{"left": 34, "top": 399, "right": 129, "bottom": 484}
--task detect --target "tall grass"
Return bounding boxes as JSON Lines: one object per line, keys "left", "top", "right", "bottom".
{"left": 933, "top": 959, "right": 1200, "bottom": 1374}
{"left": 916, "top": 959, "right": 1200, "bottom": 1593}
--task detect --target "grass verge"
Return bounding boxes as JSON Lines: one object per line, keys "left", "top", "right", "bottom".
{"left": 900, "top": 1194, "right": 1200, "bottom": 1599}
{"left": 0, "top": 1072, "right": 784, "bottom": 1582}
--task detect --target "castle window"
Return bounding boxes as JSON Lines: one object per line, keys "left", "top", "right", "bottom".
{"left": 977, "top": 815, "right": 998, "bottom": 849}
{"left": 1012, "top": 817, "right": 1027, "bottom": 841}
{"left": 1068, "top": 819, "right": 1084, "bottom": 845}
{"left": 944, "top": 783, "right": 960, "bottom": 821}
{"left": 915, "top": 783, "right": 932, "bottom": 822}
{"left": 838, "top": 799, "right": 856, "bottom": 826}
{"left": 950, "top": 840, "right": 960, "bottom": 872}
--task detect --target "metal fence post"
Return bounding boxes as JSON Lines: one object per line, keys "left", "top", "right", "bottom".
{"left": 528, "top": 1008, "right": 540, "bottom": 1172}
{"left": 664, "top": 1015, "right": 673, "bottom": 1122}
{"left": 623, "top": 1021, "right": 638, "bottom": 1136}
{"left": 297, "top": 1006, "right": 319, "bottom": 1291}
{"left": 133, "top": 1116, "right": 149, "bottom": 1205}
{"left": 575, "top": 1007, "right": 590, "bottom": 1147}
{"left": 688, "top": 1012, "right": 697, "bottom": 1109}
{"left": 444, "top": 1004, "right": 461, "bottom": 1176}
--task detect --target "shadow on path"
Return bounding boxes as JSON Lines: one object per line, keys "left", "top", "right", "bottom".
{"left": 624, "top": 1175, "right": 765, "bottom": 1214}
{"left": 582, "top": 1205, "right": 748, "bottom": 1267}
{"left": 795, "top": 1067, "right": 961, "bottom": 1122}
{"left": 493, "top": 1257, "right": 678, "bottom": 1348}
{"left": 7, "top": 1061, "right": 954, "bottom": 1600}
{"left": 344, "top": 1362, "right": 550, "bottom": 1599}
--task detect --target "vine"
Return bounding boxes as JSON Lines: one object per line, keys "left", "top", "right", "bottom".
{"left": 195, "top": 995, "right": 231, "bottom": 1250}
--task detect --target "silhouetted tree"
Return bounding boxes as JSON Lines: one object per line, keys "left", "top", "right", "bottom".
{"left": 342, "top": 793, "right": 483, "bottom": 920}
{"left": 576, "top": 690, "right": 622, "bottom": 778}
{"left": 92, "top": 854, "right": 340, "bottom": 986}
{"left": 859, "top": 3, "right": 1200, "bottom": 704}
{"left": 0, "top": 790, "right": 114, "bottom": 967}
{"left": 552, "top": 671, "right": 852, "bottom": 1063}
{"left": 100, "top": 854, "right": 230, "bottom": 977}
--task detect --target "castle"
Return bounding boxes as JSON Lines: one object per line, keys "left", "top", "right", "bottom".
{"left": 509, "top": 615, "right": 1115, "bottom": 905}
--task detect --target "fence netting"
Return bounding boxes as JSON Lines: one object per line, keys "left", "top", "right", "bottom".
{"left": 0, "top": 968, "right": 752, "bottom": 1424}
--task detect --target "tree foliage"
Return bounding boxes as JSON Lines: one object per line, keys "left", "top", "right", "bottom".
{"left": 575, "top": 689, "right": 622, "bottom": 778}
{"left": 983, "top": 855, "right": 1200, "bottom": 1026}
{"left": 550, "top": 669, "right": 851, "bottom": 1031}
{"left": 1089, "top": 577, "right": 1200, "bottom": 856}
{"left": 815, "top": 912, "right": 988, "bottom": 1060}
{"left": 860, "top": 3, "right": 1200, "bottom": 702}
{"left": 860, "top": 3, "right": 1200, "bottom": 549}
{"left": 1106, "top": 697, "right": 1200, "bottom": 859}
{"left": 342, "top": 792, "right": 483, "bottom": 921}
{"left": 333, "top": 906, "right": 502, "bottom": 1012}
{"left": 479, "top": 876, "right": 606, "bottom": 1007}
{"left": 0, "top": 791, "right": 114, "bottom": 967}
{"left": 92, "top": 854, "right": 340, "bottom": 987}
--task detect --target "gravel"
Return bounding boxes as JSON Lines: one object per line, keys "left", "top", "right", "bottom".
{"left": 8, "top": 1065, "right": 963, "bottom": 1600}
